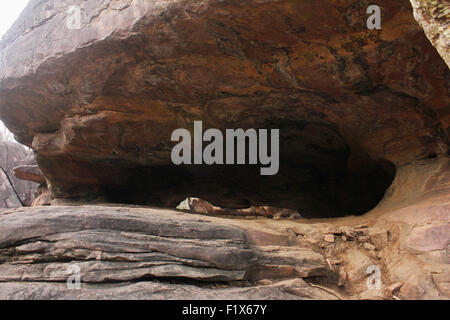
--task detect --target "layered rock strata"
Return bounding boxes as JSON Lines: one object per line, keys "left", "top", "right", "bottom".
{"left": 0, "top": 0, "right": 448, "bottom": 216}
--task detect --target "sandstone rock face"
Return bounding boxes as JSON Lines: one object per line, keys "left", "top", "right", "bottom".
{"left": 0, "top": 205, "right": 336, "bottom": 300}
{"left": 0, "top": 142, "right": 38, "bottom": 207}
{"left": 410, "top": 0, "right": 450, "bottom": 67}
{"left": 369, "top": 157, "right": 450, "bottom": 299}
{"left": 12, "top": 156, "right": 50, "bottom": 206}
{"left": 0, "top": 157, "right": 448, "bottom": 300}
{"left": 0, "top": 206, "right": 330, "bottom": 283}
{"left": 0, "top": 157, "right": 447, "bottom": 300}
{"left": 0, "top": 0, "right": 448, "bottom": 300}
{"left": 0, "top": 279, "right": 336, "bottom": 300}
{"left": 0, "top": 153, "right": 448, "bottom": 300}
{"left": 13, "top": 164, "right": 45, "bottom": 185}
{"left": 177, "top": 197, "right": 302, "bottom": 219}
{"left": 0, "top": 0, "right": 448, "bottom": 217}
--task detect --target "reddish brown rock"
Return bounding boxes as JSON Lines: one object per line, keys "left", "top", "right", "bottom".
{"left": 386, "top": 281, "right": 404, "bottom": 296}
{"left": 0, "top": 0, "right": 448, "bottom": 300}
{"left": 12, "top": 157, "right": 50, "bottom": 206}
{"left": 0, "top": 155, "right": 448, "bottom": 300}
{"left": 178, "top": 197, "right": 301, "bottom": 219}
{"left": 0, "top": 0, "right": 448, "bottom": 217}
{"left": 13, "top": 165, "right": 45, "bottom": 184}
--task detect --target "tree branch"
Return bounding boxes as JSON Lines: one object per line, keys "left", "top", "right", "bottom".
{"left": 0, "top": 166, "right": 24, "bottom": 207}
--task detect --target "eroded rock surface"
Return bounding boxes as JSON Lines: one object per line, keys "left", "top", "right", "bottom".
{"left": 0, "top": 0, "right": 448, "bottom": 300}
{"left": 410, "top": 0, "right": 450, "bottom": 67}
{"left": 12, "top": 155, "right": 50, "bottom": 206}
{"left": 0, "top": 159, "right": 448, "bottom": 300}
{"left": 0, "top": 155, "right": 448, "bottom": 300}
{"left": 0, "top": 205, "right": 337, "bottom": 299}
{"left": 0, "top": 206, "right": 328, "bottom": 283}
{"left": 13, "top": 164, "right": 45, "bottom": 185}
{"left": 0, "top": 0, "right": 448, "bottom": 216}
{"left": 0, "top": 279, "right": 337, "bottom": 300}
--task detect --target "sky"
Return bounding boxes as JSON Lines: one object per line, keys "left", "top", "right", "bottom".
{"left": 0, "top": 0, "right": 30, "bottom": 140}
{"left": 0, "top": 0, "right": 30, "bottom": 38}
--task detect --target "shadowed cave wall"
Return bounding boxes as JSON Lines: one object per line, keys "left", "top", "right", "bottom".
{"left": 38, "top": 121, "right": 397, "bottom": 218}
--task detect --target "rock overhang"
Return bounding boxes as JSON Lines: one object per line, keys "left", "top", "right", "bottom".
{"left": 0, "top": 0, "right": 448, "bottom": 217}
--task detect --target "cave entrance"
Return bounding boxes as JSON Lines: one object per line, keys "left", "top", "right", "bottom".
{"left": 103, "top": 122, "right": 396, "bottom": 219}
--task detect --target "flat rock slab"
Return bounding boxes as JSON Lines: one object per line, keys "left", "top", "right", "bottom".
{"left": 0, "top": 205, "right": 329, "bottom": 299}
{"left": 0, "top": 279, "right": 338, "bottom": 300}
{"left": 13, "top": 165, "right": 45, "bottom": 184}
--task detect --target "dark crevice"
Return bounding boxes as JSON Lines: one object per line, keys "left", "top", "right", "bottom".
{"left": 98, "top": 121, "right": 396, "bottom": 219}
{"left": 4, "top": 277, "right": 250, "bottom": 288}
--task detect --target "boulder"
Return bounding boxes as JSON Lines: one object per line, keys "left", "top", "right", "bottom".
{"left": 0, "top": 206, "right": 328, "bottom": 284}
{"left": 0, "top": 205, "right": 338, "bottom": 299}
{"left": 0, "top": 0, "right": 448, "bottom": 300}
{"left": 0, "top": 0, "right": 448, "bottom": 217}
